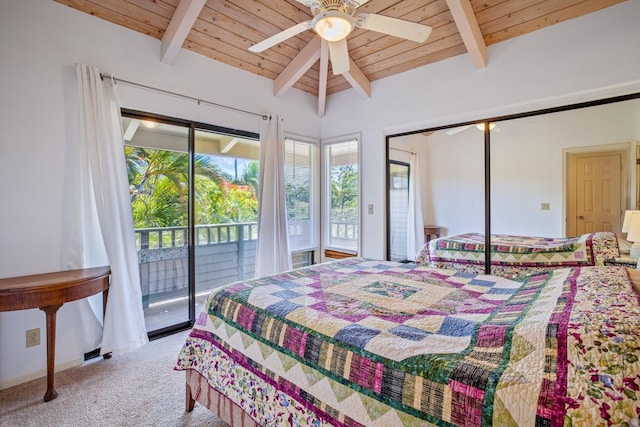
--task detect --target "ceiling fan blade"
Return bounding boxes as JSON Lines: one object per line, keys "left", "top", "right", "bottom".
{"left": 445, "top": 123, "right": 501, "bottom": 135}
{"left": 445, "top": 125, "right": 473, "bottom": 135}
{"left": 291, "top": 0, "right": 318, "bottom": 7}
{"left": 328, "top": 38, "right": 350, "bottom": 75}
{"left": 357, "top": 13, "right": 432, "bottom": 43}
{"left": 249, "top": 21, "right": 311, "bottom": 53}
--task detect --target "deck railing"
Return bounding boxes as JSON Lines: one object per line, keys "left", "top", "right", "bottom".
{"left": 134, "top": 223, "right": 259, "bottom": 251}
{"left": 135, "top": 220, "right": 358, "bottom": 303}
{"left": 134, "top": 219, "right": 358, "bottom": 251}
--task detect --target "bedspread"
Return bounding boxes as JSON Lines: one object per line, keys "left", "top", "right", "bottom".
{"left": 175, "top": 259, "right": 640, "bottom": 426}
{"left": 415, "top": 232, "right": 620, "bottom": 279}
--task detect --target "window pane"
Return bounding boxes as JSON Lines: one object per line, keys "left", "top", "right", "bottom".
{"left": 285, "top": 138, "right": 317, "bottom": 252}
{"left": 327, "top": 140, "right": 359, "bottom": 251}
{"left": 122, "top": 118, "right": 190, "bottom": 333}
{"left": 194, "top": 129, "right": 259, "bottom": 297}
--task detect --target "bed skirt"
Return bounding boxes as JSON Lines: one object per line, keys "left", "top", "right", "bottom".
{"left": 185, "top": 369, "right": 259, "bottom": 427}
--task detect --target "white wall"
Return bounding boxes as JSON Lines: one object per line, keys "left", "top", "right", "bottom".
{"left": 0, "top": 0, "right": 319, "bottom": 388}
{"left": 320, "top": 0, "right": 640, "bottom": 259}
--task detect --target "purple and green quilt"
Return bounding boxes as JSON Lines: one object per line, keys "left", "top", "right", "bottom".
{"left": 175, "top": 258, "right": 640, "bottom": 426}
{"left": 415, "top": 232, "right": 620, "bottom": 279}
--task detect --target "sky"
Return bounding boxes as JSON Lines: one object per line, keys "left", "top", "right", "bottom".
{"left": 211, "top": 156, "right": 252, "bottom": 181}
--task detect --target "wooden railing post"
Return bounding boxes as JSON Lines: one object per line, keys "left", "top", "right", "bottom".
{"left": 140, "top": 230, "right": 149, "bottom": 250}
{"left": 237, "top": 224, "right": 245, "bottom": 280}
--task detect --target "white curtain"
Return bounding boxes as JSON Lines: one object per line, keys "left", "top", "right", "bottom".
{"left": 255, "top": 115, "right": 292, "bottom": 277}
{"left": 406, "top": 153, "right": 425, "bottom": 261}
{"left": 68, "top": 64, "right": 148, "bottom": 355}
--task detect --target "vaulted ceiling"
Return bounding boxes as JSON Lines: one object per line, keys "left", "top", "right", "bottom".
{"left": 55, "top": 0, "right": 625, "bottom": 115}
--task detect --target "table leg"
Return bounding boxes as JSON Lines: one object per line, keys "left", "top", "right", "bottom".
{"left": 102, "top": 288, "right": 112, "bottom": 359}
{"left": 40, "top": 304, "right": 62, "bottom": 402}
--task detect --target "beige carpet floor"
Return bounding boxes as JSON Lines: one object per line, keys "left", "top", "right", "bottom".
{"left": 0, "top": 331, "right": 228, "bottom": 426}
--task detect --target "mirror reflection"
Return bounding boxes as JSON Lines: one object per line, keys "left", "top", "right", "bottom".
{"left": 387, "top": 95, "right": 640, "bottom": 276}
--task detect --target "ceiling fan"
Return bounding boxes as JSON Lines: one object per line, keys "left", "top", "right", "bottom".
{"left": 248, "top": 0, "right": 432, "bottom": 75}
{"left": 446, "top": 123, "right": 499, "bottom": 136}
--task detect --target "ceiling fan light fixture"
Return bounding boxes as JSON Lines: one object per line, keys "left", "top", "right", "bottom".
{"left": 476, "top": 122, "right": 496, "bottom": 131}
{"left": 141, "top": 120, "right": 159, "bottom": 129}
{"left": 313, "top": 11, "right": 354, "bottom": 42}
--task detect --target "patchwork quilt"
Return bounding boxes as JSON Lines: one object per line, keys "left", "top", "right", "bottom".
{"left": 175, "top": 258, "right": 640, "bottom": 426}
{"left": 415, "top": 232, "right": 620, "bottom": 279}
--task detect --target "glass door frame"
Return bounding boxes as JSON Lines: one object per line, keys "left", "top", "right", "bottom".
{"left": 122, "top": 108, "right": 259, "bottom": 340}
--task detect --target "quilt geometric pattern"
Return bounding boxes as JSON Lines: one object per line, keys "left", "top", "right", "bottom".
{"left": 219, "top": 260, "right": 522, "bottom": 359}
{"left": 175, "top": 259, "right": 640, "bottom": 426}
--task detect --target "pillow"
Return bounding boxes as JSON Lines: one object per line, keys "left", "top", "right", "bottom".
{"left": 618, "top": 237, "right": 632, "bottom": 255}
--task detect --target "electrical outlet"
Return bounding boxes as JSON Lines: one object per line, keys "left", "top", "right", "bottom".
{"left": 26, "top": 328, "right": 40, "bottom": 348}
{"left": 541, "top": 202, "right": 550, "bottom": 211}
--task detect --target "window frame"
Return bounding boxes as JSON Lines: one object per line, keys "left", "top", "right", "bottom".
{"left": 321, "top": 133, "right": 361, "bottom": 257}
{"left": 284, "top": 133, "right": 321, "bottom": 262}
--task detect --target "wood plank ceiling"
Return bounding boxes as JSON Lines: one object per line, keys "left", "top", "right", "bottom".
{"left": 56, "top": 0, "right": 625, "bottom": 111}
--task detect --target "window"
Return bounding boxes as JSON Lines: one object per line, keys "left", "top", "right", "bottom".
{"left": 285, "top": 137, "right": 318, "bottom": 259}
{"left": 324, "top": 137, "right": 360, "bottom": 253}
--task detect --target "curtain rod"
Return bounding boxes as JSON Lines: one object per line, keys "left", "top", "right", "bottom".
{"left": 390, "top": 147, "right": 415, "bottom": 155}
{"left": 100, "top": 73, "right": 269, "bottom": 120}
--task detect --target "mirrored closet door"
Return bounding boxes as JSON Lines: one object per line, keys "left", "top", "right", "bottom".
{"left": 386, "top": 94, "right": 640, "bottom": 272}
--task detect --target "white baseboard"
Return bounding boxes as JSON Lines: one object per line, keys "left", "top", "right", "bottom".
{"left": 0, "top": 358, "right": 83, "bottom": 391}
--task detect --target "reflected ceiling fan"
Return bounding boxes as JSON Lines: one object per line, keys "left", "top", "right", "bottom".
{"left": 248, "top": 0, "right": 432, "bottom": 75}
{"left": 446, "top": 122, "right": 499, "bottom": 135}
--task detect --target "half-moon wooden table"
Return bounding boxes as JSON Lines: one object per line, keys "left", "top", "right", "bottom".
{"left": 0, "top": 266, "right": 110, "bottom": 401}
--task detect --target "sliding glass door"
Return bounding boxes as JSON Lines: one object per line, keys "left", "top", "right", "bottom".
{"left": 122, "top": 116, "right": 192, "bottom": 334}
{"left": 122, "top": 111, "right": 263, "bottom": 336}
{"left": 193, "top": 128, "right": 260, "bottom": 315}
{"left": 122, "top": 111, "right": 321, "bottom": 335}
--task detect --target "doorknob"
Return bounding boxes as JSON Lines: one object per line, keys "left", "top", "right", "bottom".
{"left": 578, "top": 216, "right": 585, "bottom": 220}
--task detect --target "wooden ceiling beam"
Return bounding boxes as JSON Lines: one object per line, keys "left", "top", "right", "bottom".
{"left": 274, "top": 36, "right": 321, "bottom": 97}
{"left": 123, "top": 119, "right": 140, "bottom": 142}
{"left": 318, "top": 39, "right": 329, "bottom": 117}
{"left": 220, "top": 137, "right": 240, "bottom": 154}
{"left": 59, "top": 0, "right": 620, "bottom": 99}
{"left": 342, "top": 59, "right": 371, "bottom": 98}
{"left": 161, "top": 0, "right": 207, "bottom": 65}
{"left": 445, "top": 0, "right": 487, "bottom": 69}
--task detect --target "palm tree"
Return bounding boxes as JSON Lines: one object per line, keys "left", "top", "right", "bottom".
{"left": 126, "top": 148, "right": 223, "bottom": 202}
{"left": 331, "top": 165, "right": 358, "bottom": 210}
{"left": 240, "top": 161, "right": 260, "bottom": 196}
{"left": 125, "top": 147, "right": 224, "bottom": 227}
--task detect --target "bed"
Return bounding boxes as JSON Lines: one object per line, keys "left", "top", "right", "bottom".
{"left": 415, "top": 232, "right": 621, "bottom": 279}
{"left": 174, "top": 258, "right": 640, "bottom": 426}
